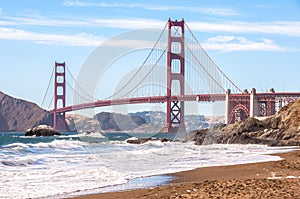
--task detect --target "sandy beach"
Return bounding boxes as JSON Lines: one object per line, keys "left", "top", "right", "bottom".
{"left": 71, "top": 149, "right": 300, "bottom": 199}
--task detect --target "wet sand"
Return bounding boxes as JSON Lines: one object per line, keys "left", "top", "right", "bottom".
{"left": 72, "top": 149, "right": 300, "bottom": 199}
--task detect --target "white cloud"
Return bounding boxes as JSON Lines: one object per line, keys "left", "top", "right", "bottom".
{"left": 90, "top": 18, "right": 163, "bottom": 29}
{"left": 4, "top": 16, "right": 165, "bottom": 29}
{"left": 0, "top": 27, "right": 286, "bottom": 53}
{"left": 0, "top": 27, "right": 103, "bottom": 46}
{"left": 188, "top": 21, "right": 300, "bottom": 37}
{"left": 0, "top": 27, "right": 159, "bottom": 48}
{"left": 5, "top": 16, "right": 93, "bottom": 27}
{"left": 0, "top": 20, "right": 15, "bottom": 26}
{"left": 202, "top": 35, "right": 286, "bottom": 52}
{"left": 63, "top": 0, "right": 112, "bottom": 7}
{"left": 2, "top": 15, "right": 300, "bottom": 37}
{"left": 205, "top": 35, "right": 235, "bottom": 43}
{"left": 62, "top": 0, "right": 239, "bottom": 16}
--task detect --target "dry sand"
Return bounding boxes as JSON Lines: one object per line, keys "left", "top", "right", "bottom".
{"left": 72, "top": 149, "right": 300, "bottom": 199}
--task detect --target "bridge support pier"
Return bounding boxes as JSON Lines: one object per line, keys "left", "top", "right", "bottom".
{"left": 53, "top": 62, "right": 67, "bottom": 132}
{"left": 164, "top": 19, "right": 186, "bottom": 134}
{"left": 250, "top": 88, "right": 260, "bottom": 117}
{"left": 225, "top": 89, "right": 231, "bottom": 124}
{"left": 266, "top": 100, "right": 276, "bottom": 116}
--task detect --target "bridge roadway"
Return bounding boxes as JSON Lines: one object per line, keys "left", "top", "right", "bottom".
{"left": 49, "top": 92, "right": 300, "bottom": 114}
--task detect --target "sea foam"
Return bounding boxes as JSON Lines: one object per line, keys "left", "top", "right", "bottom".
{"left": 0, "top": 132, "right": 298, "bottom": 199}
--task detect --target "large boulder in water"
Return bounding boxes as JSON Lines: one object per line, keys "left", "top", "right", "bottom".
{"left": 25, "top": 125, "right": 61, "bottom": 136}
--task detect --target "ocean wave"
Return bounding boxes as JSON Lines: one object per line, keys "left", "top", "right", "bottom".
{"left": 3, "top": 142, "right": 29, "bottom": 149}
{"left": 0, "top": 155, "right": 45, "bottom": 167}
{"left": 78, "top": 131, "right": 106, "bottom": 138}
{"left": 1, "top": 133, "right": 298, "bottom": 199}
{"left": 31, "top": 139, "right": 87, "bottom": 149}
{"left": 124, "top": 137, "right": 138, "bottom": 142}
{"left": 3, "top": 139, "right": 87, "bottom": 150}
{"left": 0, "top": 162, "right": 127, "bottom": 199}
{"left": 143, "top": 140, "right": 167, "bottom": 147}
{"left": 58, "top": 132, "right": 106, "bottom": 139}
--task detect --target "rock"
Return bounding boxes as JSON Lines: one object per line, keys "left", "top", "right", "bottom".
{"left": 182, "top": 129, "right": 208, "bottom": 145}
{"left": 126, "top": 137, "right": 170, "bottom": 144}
{"left": 25, "top": 125, "right": 61, "bottom": 136}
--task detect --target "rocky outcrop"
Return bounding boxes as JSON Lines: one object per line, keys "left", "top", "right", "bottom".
{"left": 25, "top": 125, "right": 61, "bottom": 136}
{"left": 126, "top": 137, "right": 170, "bottom": 144}
{"left": 184, "top": 99, "right": 300, "bottom": 146}
{"left": 0, "top": 91, "right": 52, "bottom": 132}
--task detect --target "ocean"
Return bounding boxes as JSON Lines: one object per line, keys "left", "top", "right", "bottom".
{"left": 0, "top": 132, "right": 297, "bottom": 199}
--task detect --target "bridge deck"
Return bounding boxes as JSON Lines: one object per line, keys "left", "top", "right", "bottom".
{"left": 49, "top": 92, "right": 300, "bottom": 113}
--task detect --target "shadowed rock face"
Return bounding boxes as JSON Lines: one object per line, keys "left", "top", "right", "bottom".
{"left": 0, "top": 91, "right": 51, "bottom": 132}
{"left": 25, "top": 125, "right": 61, "bottom": 136}
{"left": 184, "top": 99, "right": 300, "bottom": 146}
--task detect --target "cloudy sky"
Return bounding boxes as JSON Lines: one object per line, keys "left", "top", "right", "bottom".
{"left": 0, "top": 0, "right": 300, "bottom": 111}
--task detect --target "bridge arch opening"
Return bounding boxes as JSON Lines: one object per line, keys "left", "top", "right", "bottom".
{"left": 56, "top": 99, "right": 64, "bottom": 109}
{"left": 171, "top": 80, "right": 181, "bottom": 95}
{"left": 170, "top": 26, "right": 182, "bottom": 37}
{"left": 171, "top": 42, "right": 182, "bottom": 54}
{"left": 56, "top": 87, "right": 64, "bottom": 96}
{"left": 228, "top": 104, "right": 249, "bottom": 124}
{"left": 56, "top": 65, "right": 65, "bottom": 73}
{"left": 171, "top": 59, "right": 181, "bottom": 73}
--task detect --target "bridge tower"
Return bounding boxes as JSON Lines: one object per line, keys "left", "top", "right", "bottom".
{"left": 53, "top": 62, "right": 67, "bottom": 132}
{"left": 164, "top": 19, "right": 186, "bottom": 133}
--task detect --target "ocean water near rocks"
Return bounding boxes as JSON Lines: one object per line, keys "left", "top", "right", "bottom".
{"left": 0, "top": 132, "right": 297, "bottom": 199}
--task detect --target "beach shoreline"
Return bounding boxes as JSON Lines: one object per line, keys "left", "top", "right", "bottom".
{"left": 71, "top": 148, "right": 300, "bottom": 199}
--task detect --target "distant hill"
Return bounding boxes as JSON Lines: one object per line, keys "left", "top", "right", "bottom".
{"left": 66, "top": 112, "right": 150, "bottom": 132}
{"left": 66, "top": 111, "right": 223, "bottom": 133}
{"left": 130, "top": 111, "right": 223, "bottom": 132}
{"left": 66, "top": 112, "right": 162, "bottom": 133}
{"left": 0, "top": 91, "right": 52, "bottom": 132}
{"left": 66, "top": 114, "right": 101, "bottom": 132}
{"left": 94, "top": 112, "right": 147, "bottom": 131}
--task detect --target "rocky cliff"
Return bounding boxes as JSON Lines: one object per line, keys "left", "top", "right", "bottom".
{"left": 0, "top": 91, "right": 52, "bottom": 132}
{"left": 185, "top": 98, "right": 300, "bottom": 146}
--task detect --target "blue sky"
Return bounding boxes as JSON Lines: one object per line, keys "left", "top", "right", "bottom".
{"left": 0, "top": 0, "right": 300, "bottom": 111}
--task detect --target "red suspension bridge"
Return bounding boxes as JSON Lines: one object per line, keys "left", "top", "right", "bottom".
{"left": 42, "top": 19, "right": 300, "bottom": 133}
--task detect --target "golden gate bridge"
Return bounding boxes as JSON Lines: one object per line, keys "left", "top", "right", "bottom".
{"left": 41, "top": 19, "right": 300, "bottom": 133}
